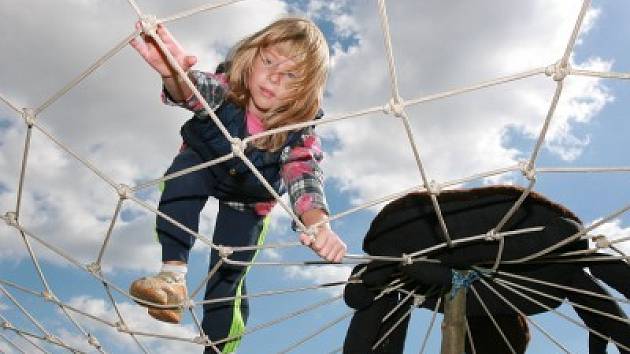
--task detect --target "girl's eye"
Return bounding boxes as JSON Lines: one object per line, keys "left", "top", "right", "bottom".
{"left": 285, "top": 72, "right": 297, "bottom": 79}
{"left": 262, "top": 57, "right": 273, "bottom": 66}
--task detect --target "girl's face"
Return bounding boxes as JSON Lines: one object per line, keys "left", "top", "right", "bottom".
{"left": 247, "top": 45, "right": 300, "bottom": 117}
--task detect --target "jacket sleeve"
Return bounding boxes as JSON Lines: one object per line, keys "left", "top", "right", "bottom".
{"left": 280, "top": 128, "right": 330, "bottom": 223}
{"left": 161, "top": 70, "right": 227, "bottom": 116}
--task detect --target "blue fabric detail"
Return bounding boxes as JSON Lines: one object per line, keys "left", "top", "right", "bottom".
{"left": 449, "top": 270, "right": 481, "bottom": 299}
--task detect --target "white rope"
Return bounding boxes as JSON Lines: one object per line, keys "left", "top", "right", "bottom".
{"left": 418, "top": 297, "right": 441, "bottom": 354}
{"left": 477, "top": 279, "right": 572, "bottom": 353}
{"left": 469, "top": 285, "right": 518, "bottom": 354}
{"left": 492, "top": 276, "right": 630, "bottom": 352}
{"left": 1, "top": 0, "right": 628, "bottom": 352}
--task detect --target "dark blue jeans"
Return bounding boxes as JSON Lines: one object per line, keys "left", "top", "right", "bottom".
{"left": 156, "top": 148, "right": 268, "bottom": 353}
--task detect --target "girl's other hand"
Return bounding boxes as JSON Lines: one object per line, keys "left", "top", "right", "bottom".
{"left": 129, "top": 21, "right": 197, "bottom": 78}
{"left": 300, "top": 226, "right": 347, "bottom": 263}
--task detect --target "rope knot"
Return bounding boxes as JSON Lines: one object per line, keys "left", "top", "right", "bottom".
{"left": 413, "top": 295, "right": 426, "bottom": 307}
{"left": 183, "top": 298, "right": 195, "bottom": 310}
{"left": 3, "top": 211, "right": 18, "bottom": 227}
{"left": 115, "top": 184, "right": 132, "bottom": 199}
{"left": 449, "top": 270, "right": 480, "bottom": 299}
{"left": 218, "top": 245, "right": 234, "bottom": 259}
{"left": 545, "top": 61, "right": 570, "bottom": 82}
{"left": 519, "top": 161, "right": 536, "bottom": 181}
{"left": 229, "top": 137, "right": 246, "bottom": 155}
{"left": 87, "top": 334, "right": 101, "bottom": 348}
{"left": 593, "top": 235, "right": 611, "bottom": 249}
{"left": 140, "top": 14, "right": 158, "bottom": 35}
{"left": 383, "top": 98, "right": 405, "bottom": 117}
{"left": 427, "top": 180, "right": 441, "bottom": 196}
{"left": 46, "top": 335, "right": 61, "bottom": 345}
{"left": 21, "top": 108, "right": 36, "bottom": 127}
{"left": 86, "top": 262, "right": 101, "bottom": 275}
{"left": 484, "top": 229, "right": 500, "bottom": 241}
{"left": 42, "top": 291, "right": 57, "bottom": 302}
{"left": 193, "top": 335, "right": 211, "bottom": 345}
{"left": 401, "top": 253, "right": 413, "bottom": 265}
{"left": 115, "top": 321, "right": 129, "bottom": 333}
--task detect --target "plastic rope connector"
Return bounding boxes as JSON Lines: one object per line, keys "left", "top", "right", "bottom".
{"left": 401, "top": 253, "right": 413, "bottom": 265}
{"left": 2, "top": 321, "right": 12, "bottom": 330}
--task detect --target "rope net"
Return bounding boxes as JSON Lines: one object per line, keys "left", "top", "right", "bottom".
{"left": 1, "top": 0, "right": 629, "bottom": 353}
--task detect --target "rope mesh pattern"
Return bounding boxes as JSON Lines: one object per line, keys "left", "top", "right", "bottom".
{"left": 1, "top": 0, "right": 629, "bottom": 352}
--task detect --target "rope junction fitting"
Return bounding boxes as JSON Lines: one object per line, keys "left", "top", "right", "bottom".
{"left": 87, "top": 334, "right": 101, "bottom": 348}
{"left": 427, "top": 180, "right": 442, "bottom": 196}
{"left": 229, "top": 137, "right": 246, "bottom": 154}
{"left": 593, "top": 235, "right": 611, "bottom": 249}
{"left": 140, "top": 14, "right": 158, "bottom": 34}
{"left": 193, "top": 335, "right": 211, "bottom": 345}
{"left": 218, "top": 245, "right": 234, "bottom": 259}
{"left": 2, "top": 211, "right": 18, "bottom": 227}
{"left": 86, "top": 262, "right": 102, "bottom": 275}
{"left": 545, "top": 61, "right": 571, "bottom": 82}
{"left": 21, "top": 108, "right": 36, "bottom": 127}
{"left": 519, "top": 161, "right": 537, "bottom": 181}
{"left": 383, "top": 97, "right": 405, "bottom": 117}
{"left": 115, "top": 184, "right": 133, "bottom": 199}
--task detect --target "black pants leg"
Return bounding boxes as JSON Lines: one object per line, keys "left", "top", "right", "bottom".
{"left": 157, "top": 148, "right": 214, "bottom": 263}
{"left": 202, "top": 203, "right": 268, "bottom": 353}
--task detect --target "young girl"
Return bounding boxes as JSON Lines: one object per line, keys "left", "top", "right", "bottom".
{"left": 129, "top": 17, "right": 346, "bottom": 353}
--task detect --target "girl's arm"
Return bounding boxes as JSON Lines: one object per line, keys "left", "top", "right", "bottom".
{"left": 161, "top": 71, "right": 227, "bottom": 115}
{"left": 129, "top": 22, "right": 198, "bottom": 101}
{"left": 299, "top": 208, "right": 347, "bottom": 263}
{"left": 280, "top": 130, "right": 347, "bottom": 263}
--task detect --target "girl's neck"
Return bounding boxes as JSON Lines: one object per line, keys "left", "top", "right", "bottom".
{"left": 247, "top": 99, "right": 267, "bottom": 120}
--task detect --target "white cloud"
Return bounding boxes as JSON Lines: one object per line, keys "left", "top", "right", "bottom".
{"left": 587, "top": 219, "right": 630, "bottom": 256}
{"left": 320, "top": 1, "right": 613, "bottom": 209}
{"left": 284, "top": 264, "right": 352, "bottom": 296}
{"left": 0, "top": 341, "right": 16, "bottom": 354}
{"left": 0, "top": 0, "right": 287, "bottom": 272}
{"left": 60, "top": 296, "right": 201, "bottom": 353}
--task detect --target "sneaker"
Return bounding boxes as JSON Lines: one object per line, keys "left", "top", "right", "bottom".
{"left": 129, "top": 271, "right": 187, "bottom": 324}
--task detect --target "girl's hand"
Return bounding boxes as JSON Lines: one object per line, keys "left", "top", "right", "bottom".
{"left": 300, "top": 226, "right": 347, "bottom": 263}
{"left": 129, "top": 21, "right": 197, "bottom": 77}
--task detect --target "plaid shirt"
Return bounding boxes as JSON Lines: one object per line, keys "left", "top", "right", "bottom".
{"left": 162, "top": 70, "right": 329, "bottom": 219}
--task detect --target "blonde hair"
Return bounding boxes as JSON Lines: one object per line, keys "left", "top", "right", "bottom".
{"left": 226, "top": 17, "right": 329, "bottom": 151}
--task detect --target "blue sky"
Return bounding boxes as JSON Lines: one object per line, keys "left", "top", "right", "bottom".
{"left": 1, "top": 0, "right": 629, "bottom": 353}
